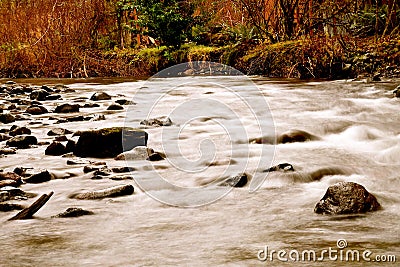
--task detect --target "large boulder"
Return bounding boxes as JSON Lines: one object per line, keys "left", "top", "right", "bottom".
{"left": 6, "top": 135, "right": 37, "bottom": 148}
{"left": 9, "top": 126, "right": 31, "bottom": 136}
{"left": 314, "top": 182, "right": 381, "bottom": 215}
{"left": 26, "top": 105, "right": 48, "bottom": 115}
{"left": 74, "top": 127, "right": 148, "bottom": 158}
{"left": 45, "top": 142, "right": 67, "bottom": 156}
{"left": 30, "top": 89, "right": 49, "bottom": 101}
{"left": 24, "top": 170, "right": 52, "bottom": 184}
{"left": 0, "top": 113, "right": 15, "bottom": 124}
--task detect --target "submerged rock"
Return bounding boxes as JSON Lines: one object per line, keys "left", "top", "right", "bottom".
{"left": 314, "top": 182, "right": 381, "bottom": 215}
{"left": 26, "top": 105, "right": 48, "bottom": 115}
{"left": 24, "top": 170, "right": 52, "bottom": 184}
{"left": 147, "top": 152, "right": 165, "bottom": 161}
{"left": 70, "top": 184, "right": 134, "bottom": 200}
{"left": 393, "top": 85, "right": 400, "bottom": 98}
{"left": 114, "top": 146, "right": 154, "bottom": 161}
{"left": 107, "top": 104, "right": 124, "bottom": 110}
{"left": 53, "top": 207, "right": 94, "bottom": 218}
{"left": 0, "top": 203, "right": 25, "bottom": 212}
{"left": 0, "top": 113, "right": 15, "bottom": 124}
{"left": 277, "top": 129, "right": 320, "bottom": 144}
{"left": 263, "top": 163, "right": 295, "bottom": 172}
{"left": 90, "top": 92, "right": 111, "bottom": 101}
{"left": 74, "top": 127, "right": 148, "bottom": 158}
{"left": 219, "top": 173, "right": 249, "bottom": 188}
{"left": 45, "top": 142, "right": 67, "bottom": 156}
{"left": 6, "top": 135, "right": 37, "bottom": 148}
{"left": 9, "top": 126, "right": 31, "bottom": 136}
{"left": 54, "top": 103, "right": 80, "bottom": 113}
{"left": 140, "top": 116, "right": 172, "bottom": 127}
{"left": 47, "top": 128, "right": 73, "bottom": 136}
{"left": 30, "top": 90, "right": 49, "bottom": 101}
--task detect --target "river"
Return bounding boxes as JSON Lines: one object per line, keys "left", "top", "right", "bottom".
{"left": 0, "top": 74, "right": 399, "bottom": 266}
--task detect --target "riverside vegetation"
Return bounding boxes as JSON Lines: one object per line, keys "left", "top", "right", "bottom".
{"left": 0, "top": 0, "right": 399, "bottom": 79}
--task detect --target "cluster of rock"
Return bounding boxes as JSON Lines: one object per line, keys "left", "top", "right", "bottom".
{"left": 0, "top": 81, "right": 173, "bottom": 220}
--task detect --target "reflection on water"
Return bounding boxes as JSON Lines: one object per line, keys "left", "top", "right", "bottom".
{"left": 0, "top": 77, "right": 399, "bottom": 266}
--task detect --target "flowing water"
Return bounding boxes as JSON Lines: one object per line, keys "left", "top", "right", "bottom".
{"left": 0, "top": 76, "right": 399, "bottom": 266}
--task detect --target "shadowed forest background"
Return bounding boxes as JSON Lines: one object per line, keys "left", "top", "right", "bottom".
{"left": 0, "top": 0, "right": 398, "bottom": 79}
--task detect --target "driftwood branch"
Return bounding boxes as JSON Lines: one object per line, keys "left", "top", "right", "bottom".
{"left": 8, "top": 192, "right": 54, "bottom": 221}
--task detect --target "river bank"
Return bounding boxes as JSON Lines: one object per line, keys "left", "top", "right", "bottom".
{"left": 1, "top": 36, "right": 399, "bottom": 80}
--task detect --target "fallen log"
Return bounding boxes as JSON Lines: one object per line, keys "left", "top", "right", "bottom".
{"left": 8, "top": 192, "right": 54, "bottom": 220}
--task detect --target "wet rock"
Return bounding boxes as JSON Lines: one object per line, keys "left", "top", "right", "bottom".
{"left": 107, "top": 104, "right": 124, "bottom": 110}
{"left": 263, "top": 163, "right": 295, "bottom": 172}
{"left": 66, "top": 159, "right": 91, "bottom": 165}
{"left": 114, "top": 146, "right": 154, "bottom": 161}
{"left": 219, "top": 173, "right": 249, "bottom": 188}
{"left": 74, "top": 127, "right": 148, "bottom": 158}
{"left": 47, "top": 128, "right": 73, "bottom": 136}
{"left": 0, "top": 187, "right": 30, "bottom": 202}
{"left": 83, "top": 165, "right": 107, "bottom": 173}
{"left": 90, "top": 92, "right": 111, "bottom": 101}
{"left": 41, "top": 85, "right": 53, "bottom": 92}
{"left": 0, "top": 147, "right": 16, "bottom": 154}
{"left": 0, "top": 134, "right": 11, "bottom": 141}
{"left": 26, "top": 105, "right": 48, "bottom": 115}
{"left": 24, "top": 170, "right": 52, "bottom": 184}
{"left": 115, "top": 99, "right": 134, "bottom": 105}
{"left": 65, "top": 140, "right": 75, "bottom": 152}
{"left": 0, "top": 179, "right": 20, "bottom": 188}
{"left": 277, "top": 129, "right": 320, "bottom": 144}
{"left": 13, "top": 167, "right": 33, "bottom": 177}
{"left": 111, "top": 167, "right": 135, "bottom": 173}
{"left": 147, "top": 152, "right": 165, "bottom": 161}
{"left": 53, "top": 207, "right": 94, "bottom": 218}
{"left": 30, "top": 90, "right": 49, "bottom": 101}
{"left": 70, "top": 184, "right": 134, "bottom": 200}
{"left": 5, "top": 81, "right": 16, "bottom": 85}
{"left": 0, "top": 113, "right": 15, "bottom": 124}
{"left": 54, "top": 103, "right": 80, "bottom": 113}
{"left": 54, "top": 135, "right": 68, "bottom": 142}
{"left": 393, "top": 85, "right": 400, "bottom": 98}
{"left": 314, "top": 182, "right": 381, "bottom": 215}
{"left": 83, "top": 103, "right": 100, "bottom": 108}
{"left": 45, "top": 94, "right": 62, "bottom": 101}
{"left": 0, "top": 172, "right": 23, "bottom": 184}
{"left": 9, "top": 126, "right": 31, "bottom": 136}
{"left": 0, "top": 203, "right": 25, "bottom": 212}
{"left": 54, "top": 84, "right": 68, "bottom": 90}
{"left": 45, "top": 142, "right": 67, "bottom": 156}
{"left": 6, "top": 135, "right": 37, "bottom": 148}
{"left": 140, "top": 116, "right": 172, "bottom": 127}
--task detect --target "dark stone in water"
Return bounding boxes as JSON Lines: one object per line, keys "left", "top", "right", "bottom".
{"left": 9, "top": 126, "right": 31, "bottom": 136}
{"left": 140, "top": 116, "right": 172, "bottom": 127}
{"left": 83, "top": 103, "right": 100, "bottom": 108}
{"left": 90, "top": 92, "right": 111, "bottom": 101}
{"left": 53, "top": 207, "right": 94, "bottom": 218}
{"left": 0, "top": 113, "right": 15, "bottom": 124}
{"left": 26, "top": 105, "right": 48, "bottom": 115}
{"left": 66, "top": 140, "right": 75, "bottom": 152}
{"left": 30, "top": 90, "right": 49, "bottom": 101}
{"left": 393, "top": 85, "right": 400, "bottom": 98}
{"left": 54, "top": 135, "right": 68, "bottom": 142}
{"left": 0, "top": 172, "right": 23, "bottom": 184}
{"left": 45, "top": 94, "right": 61, "bottom": 101}
{"left": 147, "top": 152, "right": 165, "bottom": 161}
{"left": 47, "top": 128, "right": 73, "bottom": 136}
{"left": 277, "top": 129, "right": 320, "bottom": 144}
{"left": 54, "top": 103, "right": 80, "bottom": 113}
{"left": 74, "top": 127, "right": 148, "bottom": 158}
{"left": 6, "top": 135, "right": 37, "bottom": 149}
{"left": 107, "top": 104, "right": 124, "bottom": 110}
{"left": 263, "top": 163, "right": 295, "bottom": 172}
{"left": 0, "top": 203, "right": 25, "bottom": 212}
{"left": 314, "top": 182, "right": 381, "bottom": 215}
{"left": 0, "top": 134, "right": 11, "bottom": 141}
{"left": 45, "top": 142, "right": 67, "bottom": 156}
{"left": 111, "top": 167, "right": 134, "bottom": 173}
{"left": 24, "top": 170, "right": 52, "bottom": 184}
{"left": 0, "top": 147, "right": 16, "bottom": 154}
{"left": 115, "top": 99, "right": 134, "bottom": 105}
{"left": 0, "top": 179, "right": 20, "bottom": 188}
{"left": 70, "top": 184, "right": 134, "bottom": 200}
{"left": 220, "top": 173, "right": 249, "bottom": 188}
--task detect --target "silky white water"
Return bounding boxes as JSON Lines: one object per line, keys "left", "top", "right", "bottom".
{"left": 0, "top": 77, "right": 399, "bottom": 266}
